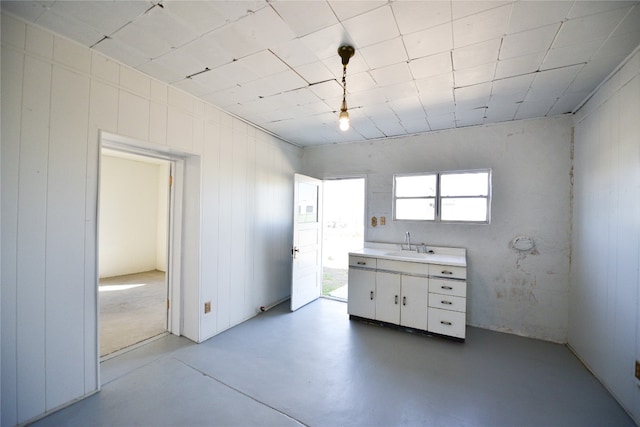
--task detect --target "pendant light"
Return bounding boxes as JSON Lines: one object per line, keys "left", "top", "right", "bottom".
{"left": 338, "top": 45, "right": 355, "bottom": 131}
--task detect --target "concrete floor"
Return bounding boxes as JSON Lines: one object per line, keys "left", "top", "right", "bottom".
{"left": 99, "top": 270, "right": 167, "bottom": 357}
{"left": 33, "top": 299, "right": 635, "bottom": 427}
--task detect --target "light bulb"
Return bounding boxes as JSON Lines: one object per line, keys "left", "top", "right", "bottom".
{"left": 339, "top": 110, "right": 350, "bottom": 131}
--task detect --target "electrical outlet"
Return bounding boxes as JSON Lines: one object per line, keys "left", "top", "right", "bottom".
{"left": 380, "top": 216, "right": 386, "bottom": 225}
{"left": 635, "top": 361, "right": 640, "bottom": 381}
{"left": 204, "top": 301, "right": 211, "bottom": 314}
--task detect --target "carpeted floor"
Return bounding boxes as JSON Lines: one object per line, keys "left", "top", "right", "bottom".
{"left": 99, "top": 270, "right": 167, "bottom": 357}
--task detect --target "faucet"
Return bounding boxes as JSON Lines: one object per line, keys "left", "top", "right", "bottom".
{"left": 404, "top": 231, "right": 412, "bottom": 251}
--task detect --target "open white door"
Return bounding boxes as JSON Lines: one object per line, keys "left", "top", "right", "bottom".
{"left": 291, "top": 173, "right": 322, "bottom": 311}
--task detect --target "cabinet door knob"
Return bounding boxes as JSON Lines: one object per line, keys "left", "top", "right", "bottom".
{"left": 441, "top": 285, "right": 453, "bottom": 290}
{"left": 370, "top": 291, "right": 374, "bottom": 300}
{"left": 440, "top": 321, "right": 452, "bottom": 326}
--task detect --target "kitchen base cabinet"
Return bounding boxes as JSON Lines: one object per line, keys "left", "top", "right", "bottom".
{"left": 347, "top": 265, "right": 376, "bottom": 319}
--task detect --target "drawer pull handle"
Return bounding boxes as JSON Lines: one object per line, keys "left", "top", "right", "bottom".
{"left": 370, "top": 291, "right": 374, "bottom": 300}
{"left": 357, "top": 261, "right": 366, "bottom": 265}
{"left": 441, "top": 300, "right": 453, "bottom": 305}
{"left": 441, "top": 285, "right": 453, "bottom": 290}
{"left": 402, "top": 296, "right": 406, "bottom": 306}
{"left": 440, "top": 321, "right": 452, "bottom": 326}
{"left": 441, "top": 270, "right": 453, "bottom": 275}
{"left": 394, "top": 295, "right": 398, "bottom": 304}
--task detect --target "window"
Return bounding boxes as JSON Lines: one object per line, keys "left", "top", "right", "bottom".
{"left": 393, "top": 170, "right": 491, "bottom": 223}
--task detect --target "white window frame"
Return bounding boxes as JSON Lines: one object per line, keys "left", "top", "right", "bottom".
{"left": 393, "top": 169, "right": 491, "bottom": 224}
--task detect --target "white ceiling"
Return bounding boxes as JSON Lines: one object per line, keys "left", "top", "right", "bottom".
{"left": 3, "top": 1, "right": 640, "bottom": 146}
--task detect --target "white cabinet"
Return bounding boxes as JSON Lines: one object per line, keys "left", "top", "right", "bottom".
{"left": 347, "top": 256, "right": 376, "bottom": 319}
{"left": 427, "top": 265, "right": 467, "bottom": 339}
{"left": 348, "top": 249, "right": 467, "bottom": 341}
{"left": 398, "top": 275, "right": 428, "bottom": 330}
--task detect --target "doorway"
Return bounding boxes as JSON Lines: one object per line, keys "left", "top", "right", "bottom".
{"left": 321, "top": 178, "right": 365, "bottom": 301}
{"left": 98, "top": 148, "right": 171, "bottom": 357}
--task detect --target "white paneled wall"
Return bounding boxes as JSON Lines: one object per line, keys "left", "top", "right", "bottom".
{"left": 302, "top": 116, "right": 573, "bottom": 343}
{"left": 1, "top": 13, "right": 300, "bottom": 426}
{"left": 570, "top": 48, "right": 640, "bottom": 424}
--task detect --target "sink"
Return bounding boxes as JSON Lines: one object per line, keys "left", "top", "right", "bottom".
{"left": 384, "top": 251, "right": 431, "bottom": 260}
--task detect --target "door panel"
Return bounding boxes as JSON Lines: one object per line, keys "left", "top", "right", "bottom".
{"left": 291, "top": 174, "right": 322, "bottom": 311}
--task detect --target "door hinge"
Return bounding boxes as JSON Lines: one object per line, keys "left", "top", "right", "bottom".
{"left": 169, "top": 175, "right": 173, "bottom": 186}
{"left": 167, "top": 299, "right": 170, "bottom": 310}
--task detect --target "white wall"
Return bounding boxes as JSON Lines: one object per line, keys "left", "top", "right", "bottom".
{"left": 302, "top": 116, "right": 573, "bottom": 343}
{"left": 0, "top": 13, "right": 300, "bottom": 426}
{"left": 99, "top": 154, "right": 167, "bottom": 278}
{"left": 570, "top": 48, "right": 640, "bottom": 424}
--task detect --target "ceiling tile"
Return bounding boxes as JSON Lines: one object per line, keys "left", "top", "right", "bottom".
{"left": 240, "top": 50, "right": 289, "bottom": 78}
{"left": 491, "top": 73, "right": 535, "bottom": 98}
{"left": 507, "top": 1, "right": 573, "bottom": 34}
{"left": 499, "top": 24, "right": 560, "bottom": 60}
{"left": 48, "top": 1, "right": 150, "bottom": 36}
{"left": 416, "top": 73, "right": 455, "bottom": 105}
{"left": 360, "top": 37, "right": 408, "bottom": 70}
{"left": 231, "top": 6, "right": 296, "bottom": 51}
{"left": 271, "top": 39, "right": 321, "bottom": 68}
{"left": 162, "top": 1, "right": 227, "bottom": 36}
{"left": 111, "top": 21, "right": 172, "bottom": 59}
{"left": 409, "top": 52, "right": 452, "bottom": 80}
{"left": 455, "top": 108, "right": 486, "bottom": 127}
{"left": 172, "top": 78, "right": 213, "bottom": 98}
{"left": 400, "top": 117, "right": 430, "bottom": 134}
{"left": 347, "top": 71, "right": 378, "bottom": 94}
{"left": 95, "top": 37, "right": 150, "bottom": 68}
{"left": 349, "top": 86, "right": 389, "bottom": 109}
{"left": 271, "top": 1, "right": 338, "bottom": 37}
{"left": 296, "top": 62, "right": 335, "bottom": 85}
{"left": 494, "top": 52, "right": 545, "bottom": 79}
{"left": 129, "top": 5, "right": 198, "bottom": 49}
{"left": 1, "top": 1, "right": 52, "bottom": 22}
{"left": 342, "top": 5, "right": 400, "bottom": 48}
{"left": 453, "top": 38, "right": 501, "bottom": 70}
{"left": 214, "top": 60, "right": 260, "bottom": 85}
{"left": 379, "top": 81, "right": 419, "bottom": 103}
{"left": 452, "top": 4, "right": 512, "bottom": 48}
{"left": 350, "top": 116, "right": 386, "bottom": 139}
{"left": 553, "top": 6, "right": 632, "bottom": 48}
{"left": 485, "top": 98, "right": 518, "bottom": 122}
{"left": 178, "top": 33, "right": 234, "bottom": 70}
{"left": 515, "top": 99, "right": 555, "bottom": 120}
{"left": 210, "top": 1, "right": 268, "bottom": 23}
{"left": 328, "top": 1, "right": 387, "bottom": 21}
{"left": 299, "top": 23, "right": 347, "bottom": 60}
{"left": 309, "top": 80, "right": 343, "bottom": 101}
{"left": 452, "top": 1, "right": 511, "bottom": 20}
{"left": 322, "top": 53, "right": 369, "bottom": 79}
{"left": 530, "top": 64, "right": 584, "bottom": 96}
{"left": 427, "top": 112, "right": 456, "bottom": 130}
{"left": 190, "top": 68, "right": 237, "bottom": 93}
{"left": 402, "top": 22, "right": 452, "bottom": 60}
{"left": 389, "top": 95, "right": 427, "bottom": 122}
{"left": 548, "top": 90, "right": 591, "bottom": 115}
{"left": 392, "top": 1, "right": 452, "bottom": 35}
{"left": 369, "top": 62, "right": 413, "bottom": 87}
{"left": 207, "top": 24, "right": 262, "bottom": 60}
{"left": 567, "top": 1, "right": 635, "bottom": 19}
{"left": 455, "top": 82, "right": 492, "bottom": 109}
{"left": 151, "top": 48, "right": 209, "bottom": 81}
{"left": 454, "top": 62, "right": 497, "bottom": 87}
{"left": 32, "top": 8, "right": 104, "bottom": 46}
{"left": 541, "top": 39, "right": 605, "bottom": 71}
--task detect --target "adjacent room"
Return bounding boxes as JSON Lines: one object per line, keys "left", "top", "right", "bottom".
{"left": 1, "top": 1, "right": 639, "bottom": 426}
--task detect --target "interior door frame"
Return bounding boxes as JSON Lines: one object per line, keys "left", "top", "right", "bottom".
{"left": 98, "top": 133, "right": 184, "bottom": 338}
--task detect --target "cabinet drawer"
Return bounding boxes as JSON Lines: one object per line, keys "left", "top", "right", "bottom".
{"left": 428, "top": 308, "right": 466, "bottom": 339}
{"left": 377, "top": 259, "right": 429, "bottom": 276}
{"left": 429, "top": 278, "right": 466, "bottom": 298}
{"left": 429, "top": 264, "right": 466, "bottom": 280}
{"left": 349, "top": 256, "right": 376, "bottom": 269}
{"left": 428, "top": 294, "right": 466, "bottom": 312}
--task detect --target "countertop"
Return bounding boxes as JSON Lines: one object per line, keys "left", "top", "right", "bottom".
{"left": 349, "top": 247, "right": 467, "bottom": 267}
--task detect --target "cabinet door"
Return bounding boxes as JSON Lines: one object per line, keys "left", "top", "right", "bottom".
{"left": 348, "top": 268, "right": 376, "bottom": 319}
{"left": 400, "top": 275, "right": 428, "bottom": 330}
{"left": 375, "top": 271, "right": 401, "bottom": 324}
